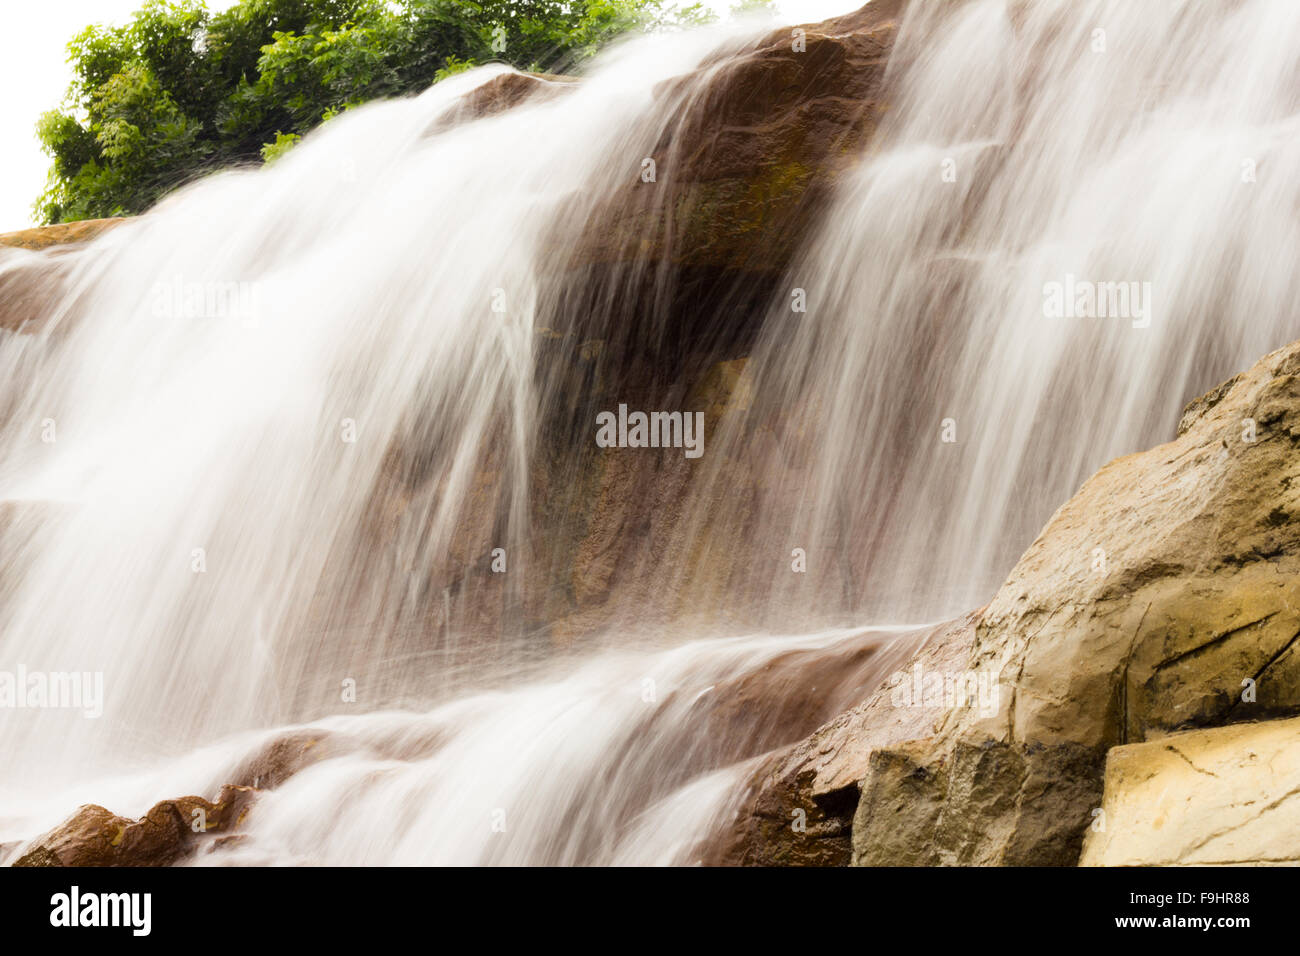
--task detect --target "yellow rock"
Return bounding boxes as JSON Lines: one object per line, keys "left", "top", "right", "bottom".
{"left": 1082, "top": 716, "right": 1300, "bottom": 866}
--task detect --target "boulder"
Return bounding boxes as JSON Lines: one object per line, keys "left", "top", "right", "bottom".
{"left": 1081, "top": 716, "right": 1300, "bottom": 866}
{"left": 12, "top": 785, "right": 257, "bottom": 867}
{"left": 848, "top": 339, "right": 1300, "bottom": 865}
{"left": 714, "top": 338, "right": 1300, "bottom": 866}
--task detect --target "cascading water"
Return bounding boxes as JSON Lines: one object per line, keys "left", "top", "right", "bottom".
{"left": 1, "top": 0, "right": 1298, "bottom": 864}
{"left": 698, "top": 0, "right": 1300, "bottom": 622}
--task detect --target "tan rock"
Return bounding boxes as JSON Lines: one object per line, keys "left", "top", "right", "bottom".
{"left": 0, "top": 218, "right": 127, "bottom": 251}
{"left": 851, "top": 340, "right": 1300, "bottom": 865}
{"left": 1081, "top": 716, "right": 1300, "bottom": 866}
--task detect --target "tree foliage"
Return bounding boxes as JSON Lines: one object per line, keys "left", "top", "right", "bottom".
{"left": 36, "top": 0, "right": 712, "bottom": 223}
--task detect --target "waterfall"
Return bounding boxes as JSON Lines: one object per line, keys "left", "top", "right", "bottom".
{"left": 697, "top": 0, "right": 1300, "bottom": 622}
{"left": 1, "top": 0, "right": 1298, "bottom": 864}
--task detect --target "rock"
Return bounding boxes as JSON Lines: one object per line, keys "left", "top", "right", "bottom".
{"left": 678, "top": 630, "right": 898, "bottom": 779}
{"left": 1081, "top": 716, "right": 1300, "bottom": 866}
{"left": 0, "top": 218, "right": 127, "bottom": 251}
{"left": 225, "top": 730, "right": 343, "bottom": 790}
{"left": 853, "top": 738, "right": 1104, "bottom": 866}
{"left": 570, "top": 0, "right": 903, "bottom": 277}
{"left": 13, "top": 785, "right": 257, "bottom": 867}
{"left": 0, "top": 258, "right": 70, "bottom": 333}
{"left": 428, "top": 71, "right": 577, "bottom": 132}
{"left": 0, "top": 219, "right": 130, "bottom": 333}
{"left": 850, "top": 339, "right": 1300, "bottom": 865}
{"left": 702, "top": 611, "right": 981, "bottom": 865}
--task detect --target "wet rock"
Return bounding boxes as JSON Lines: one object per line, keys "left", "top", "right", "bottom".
{"left": 571, "top": 0, "right": 904, "bottom": 277}
{"left": 13, "top": 785, "right": 257, "bottom": 867}
{"left": 702, "top": 611, "right": 980, "bottom": 866}
{"left": 226, "top": 730, "right": 343, "bottom": 790}
{"left": 0, "top": 218, "right": 129, "bottom": 333}
{"left": 680, "top": 631, "right": 894, "bottom": 776}
{"left": 428, "top": 71, "right": 577, "bottom": 132}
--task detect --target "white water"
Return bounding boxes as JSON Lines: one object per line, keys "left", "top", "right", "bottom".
{"left": 1, "top": 0, "right": 1299, "bottom": 864}
{"left": 699, "top": 0, "right": 1300, "bottom": 621}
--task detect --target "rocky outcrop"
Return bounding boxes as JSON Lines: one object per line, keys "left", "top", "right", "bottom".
{"left": 709, "top": 338, "right": 1300, "bottom": 866}
{"left": 5, "top": 728, "right": 351, "bottom": 866}
{"left": 0, "top": 218, "right": 126, "bottom": 251}
{"left": 11, "top": 785, "right": 256, "bottom": 866}
{"left": 1, "top": 726, "right": 357, "bottom": 866}
{"left": 840, "top": 340, "right": 1300, "bottom": 864}
{"left": 1081, "top": 716, "right": 1300, "bottom": 866}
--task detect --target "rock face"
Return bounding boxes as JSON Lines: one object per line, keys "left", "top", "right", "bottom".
{"left": 11, "top": 785, "right": 256, "bottom": 866}
{"left": 1080, "top": 716, "right": 1300, "bottom": 866}
{"left": 1, "top": 3, "right": 907, "bottom": 643}
{"left": 572, "top": 0, "right": 903, "bottom": 277}
{"left": 839, "top": 340, "right": 1300, "bottom": 865}
{"left": 544, "top": 1, "right": 904, "bottom": 371}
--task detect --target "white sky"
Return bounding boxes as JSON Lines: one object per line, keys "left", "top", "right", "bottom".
{"left": 0, "top": 0, "right": 860, "bottom": 231}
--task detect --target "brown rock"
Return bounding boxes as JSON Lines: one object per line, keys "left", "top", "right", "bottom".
{"left": 226, "top": 730, "right": 342, "bottom": 790}
{"left": 13, "top": 785, "right": 257, "bottom": 867}
{"left": 570, "top": 0, "right": 904, "bottom": 277}
{"left": 0, "top": 219, "right": 129, "bottom": 333}
{"left": 428, "top": 71, "right": 577, "bottom": 132}
{"left": 703, "top": 611, "right": 981, "bottom": 865}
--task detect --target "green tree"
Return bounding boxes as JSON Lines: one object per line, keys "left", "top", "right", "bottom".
{"left": 35, "top": 0, "right": 710, "bottom": 223}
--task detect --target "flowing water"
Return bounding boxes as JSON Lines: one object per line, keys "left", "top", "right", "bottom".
{"left": 1, "top": 0, "right": 1298, "bottom": 864}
